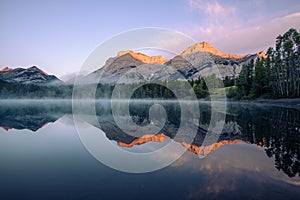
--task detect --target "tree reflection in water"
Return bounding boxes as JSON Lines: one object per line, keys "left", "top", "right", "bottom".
{"left": 227, "top": 103, "right": 300, "bottom": 177}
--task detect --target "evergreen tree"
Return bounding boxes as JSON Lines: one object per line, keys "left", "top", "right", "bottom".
{"left": 236, "top": 59, "right": 254, "bottom": 98}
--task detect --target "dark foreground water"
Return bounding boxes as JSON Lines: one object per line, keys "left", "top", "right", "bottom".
{"left": 0, "top": 100, "right": 299, "bottom": 200}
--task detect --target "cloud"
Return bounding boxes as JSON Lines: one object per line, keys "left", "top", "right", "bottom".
{"left": 188, "top": 0, "right": 236, "bottom": 25}
{"left": 184, "top": 0, "right": 300, "bottom": 55}
{"left": 211, "top": 12, "right": 300, "bottom": 54}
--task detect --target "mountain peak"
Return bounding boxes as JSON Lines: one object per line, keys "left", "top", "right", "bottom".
{"left": 28, "top": 66, "right": 49, "bottom": 75}
{"left": 181, "top": 41, "right": 245, "bottom": 59}
{"left": 198, "top": 41, "right": 213, "bottom": 48}
{"left": 117, "top": 50, "right": 168, "bottom": 64}
{"left": 30, "top": 66, "right": 38, "bottom": 68}
{"left": 117, "top": 133, "right": 169, "bottom": 148}
{"left": 0, "top": 67, "right": 13, "bottom": 72}
{"left": 180, "top": 139, "right": 246, "bottom": 156}
{"left": 257, "top": 51, "right": 267, "bottom": 58}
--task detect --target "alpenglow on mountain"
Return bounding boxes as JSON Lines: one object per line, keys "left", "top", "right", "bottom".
{"left": 0, "top": 66, "right": 62, "bottom": 85}
{"left": 83, "top": 42, "right": 266, "bottom": 84}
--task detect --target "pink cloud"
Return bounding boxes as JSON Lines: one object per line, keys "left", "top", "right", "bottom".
{"left": 188, "top": 0, "right": 236, "bottom": 24}
{"left": 185, "top": 0, "right": 300, "bottom": 55}
{"left": 211, "top": 12, "right": 300, "bottom": 54}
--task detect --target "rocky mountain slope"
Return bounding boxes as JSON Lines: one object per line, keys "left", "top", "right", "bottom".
{"left": 0, "top": 66, "right": 63, "bottom": 85}
{"left": 83, "top": 42, "right": 266, "bottom": 84}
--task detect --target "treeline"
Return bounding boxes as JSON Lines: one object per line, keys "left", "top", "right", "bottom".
{"left": 0, "top": 80, "right": 73, "bottom": 98}
{"left": 95, "top": 78, "right": 212, "bottom": 99}
{"left": 113, "top": 74, "right": 225, "bottom": 99}
{"left": 231, "top": 28, "right": 300, "bottom": 99}
{"left": 0, "top": 76, "right": 218, "bottom": 100}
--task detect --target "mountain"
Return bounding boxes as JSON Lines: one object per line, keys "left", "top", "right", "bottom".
{"left": 179, "top": 42, "right": 267, "bottom": 78}
{"left": 0, "top": 66, "right": 63, "bottom": 85}
{"left": 83, "top": 42, "right": 266, "bottom": 84}
{"left": 117, "top": 50, "right": 168, "bottom": 64}
{"left": 60, "top": 71, "right": 84, "bottom": 84}
{"left": 84, "top": 51, "right": 165, "bottom": 84}
{"left": 181, "top": 42, "right": 247, "bottom": 59}
{"left": 0, "top": 67, "right": 13, "bottom": 72}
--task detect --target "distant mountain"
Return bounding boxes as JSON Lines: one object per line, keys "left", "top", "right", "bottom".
{"left": 60, "top": 71, "right": 84, "bottom": 84}
{"left": 83, "top": 42, "right": 266, "bottom": 84}
{"left": 0, "top": 66, "right": 63, "bottom": 85}
{"left": 0, "top": 67, "right": 13, "bottom": 72}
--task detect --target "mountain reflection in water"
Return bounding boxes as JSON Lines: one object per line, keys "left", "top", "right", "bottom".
{"left": 0, "top": 100, "right": 299, "bottom": 178}
{"left": 0, "top": 100, "right": 71, "bottom": 131}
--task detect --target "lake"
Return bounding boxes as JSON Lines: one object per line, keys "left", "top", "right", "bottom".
{"left": 0, "top": 100, "right": 299, "bottom": 200}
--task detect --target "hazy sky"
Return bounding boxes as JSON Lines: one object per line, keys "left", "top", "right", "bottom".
{"left": 1, "top": 0, "right": 300, "bottom": 78}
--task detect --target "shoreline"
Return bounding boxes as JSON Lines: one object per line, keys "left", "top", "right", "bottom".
{"left": 253, "top": 98, "right": 300, "bottom": 109}
{"left": 226, "top": 98, "right": 300, "bottom": 110}
{"left": 0, "top": 98, "right": 299, "bottom": 109}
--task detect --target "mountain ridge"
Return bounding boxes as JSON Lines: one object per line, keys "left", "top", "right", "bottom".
{"left": 83, "top": 41, "right": 266, "bottom": 84}
{"left": 0, "top": 42, "right": 267, "bottom": 85}
{"left": 0, "top": 66, "right": 63, "bottom": 85}
{"left": 117, "top": 50, "right": 168, "bottom": 64}
{"left": 181, "top": 41, "right": 249, "bottom": 59}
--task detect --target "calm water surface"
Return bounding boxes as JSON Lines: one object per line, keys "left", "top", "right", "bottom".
{"left": 0, "top": 100, "right": 299, "bottom": 200}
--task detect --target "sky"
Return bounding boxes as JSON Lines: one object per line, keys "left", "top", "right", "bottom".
{"left": 0, "top": 0, "right": 300, "bottom": 79}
